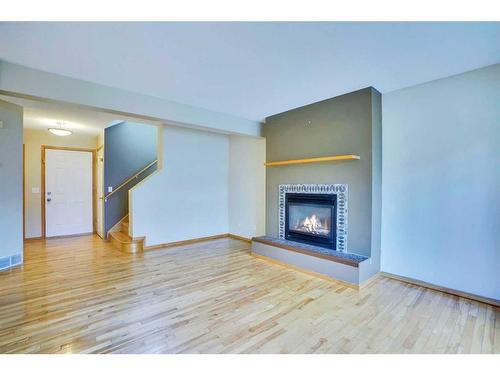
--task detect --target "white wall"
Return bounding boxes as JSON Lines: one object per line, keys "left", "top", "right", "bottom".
{"left": 228, "top": 135, "right": 266, "bottom": 239}
{"left": 382, "top": 63, "right": 500, "bottom": 300}
{"left": 131, "top": 125, "right": 229, "bottom": 246}
{"left": 131, "top": 127, "right": 267, "bottom": 246}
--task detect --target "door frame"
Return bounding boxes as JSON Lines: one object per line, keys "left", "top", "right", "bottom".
{"left": 95, "top": 143, "right": 104, "bottom": 239}
{"left": 23, "top": 144, "right": 26, "bottom": 240}
{"left": 41, "top": 145, "right": 97, "bottom": 238}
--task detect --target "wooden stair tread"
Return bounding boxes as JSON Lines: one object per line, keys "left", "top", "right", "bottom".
{"left": 110, "top": 231, "right": 132, "bottom": 243}
{"left": 108, "top": 215, "right": 143, "bottom": 254}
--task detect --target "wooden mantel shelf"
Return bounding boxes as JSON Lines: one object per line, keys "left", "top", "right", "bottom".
{"left": 264, "top": 154, "right": 360, "bottom": 167}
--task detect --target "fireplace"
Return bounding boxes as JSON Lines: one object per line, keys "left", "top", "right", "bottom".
{"left": 279, "top": 184, "right": 348, "bottom": 252}
{"left": 285, "top": 193, "right": 337, "bottom": 249}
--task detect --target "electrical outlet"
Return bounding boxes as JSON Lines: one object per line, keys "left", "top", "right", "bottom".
{"left": 107, "top": 186, "right": 113, "bottom": 193}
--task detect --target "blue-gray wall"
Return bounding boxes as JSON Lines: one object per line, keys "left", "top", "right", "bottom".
{"left": 382, "top": 63, "right": 500, "bottom": 300}
{"left": 104, "top": 121, "right": 158, "bottom": 235}
{"left": 0, "top": 99, "right": 23, "bottom": 270}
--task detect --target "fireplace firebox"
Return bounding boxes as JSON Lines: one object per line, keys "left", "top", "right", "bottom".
{"left": 285, "top": 193, "right": 337, "bottom": 250}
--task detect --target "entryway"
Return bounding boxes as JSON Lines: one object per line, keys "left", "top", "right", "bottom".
{"left": 0, "top": 93, "right": 160, "bottom": 245}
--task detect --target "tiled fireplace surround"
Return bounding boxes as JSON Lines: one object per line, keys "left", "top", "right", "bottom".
{"left": 278, "top": 183, "right": 348, "bottom": 252}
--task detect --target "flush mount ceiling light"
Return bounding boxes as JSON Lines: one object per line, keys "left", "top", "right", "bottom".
{"left": 48, "top": 122, "right": 72, "bottom": 136}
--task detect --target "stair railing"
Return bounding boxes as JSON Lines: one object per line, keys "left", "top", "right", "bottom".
{"left": 103, "top": 159, "right": 158, "bottom": 202}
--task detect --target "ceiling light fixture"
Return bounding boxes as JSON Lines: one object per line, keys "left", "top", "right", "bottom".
{"left": 48, "top": 122, "right": 72, "bottom": 136}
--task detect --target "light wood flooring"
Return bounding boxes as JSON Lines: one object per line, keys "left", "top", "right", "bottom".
{"left": 0, "top": 235, "right": 498, "bottom": 354}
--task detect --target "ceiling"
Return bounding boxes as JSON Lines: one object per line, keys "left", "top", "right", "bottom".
{"left": 0, "top": 22, "right": 499, "bottom": 122}
{"left": 0, "top": 95, "right": 159, "bottom": 136}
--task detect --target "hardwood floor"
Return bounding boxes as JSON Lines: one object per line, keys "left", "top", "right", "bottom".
{"left": 0, "top": 235, "right": 498, "bottom": 354}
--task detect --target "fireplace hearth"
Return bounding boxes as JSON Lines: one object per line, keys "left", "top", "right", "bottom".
{"left": 279, "top": 184, "right": 348, "bottom": 252}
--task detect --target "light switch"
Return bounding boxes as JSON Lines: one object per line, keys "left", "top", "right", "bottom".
{"left": 31, "top": 187, "right": 40, "bottom": 194}
{"left": 0, "top": 121, "right": 3, "bottom": 128}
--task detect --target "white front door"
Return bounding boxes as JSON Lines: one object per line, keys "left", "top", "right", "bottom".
{"left": 45, "top": 149, "right": 93, "bottom": 237}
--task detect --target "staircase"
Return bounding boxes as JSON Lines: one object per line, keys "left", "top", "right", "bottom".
{"left": 104, "top": 159, "right": 157, "bottom": 254}
{"left": 109, "top": 215, "right": 145, "bottom": 254}
{"left": 102, "top": 121, "right": 158, "bottom": 254}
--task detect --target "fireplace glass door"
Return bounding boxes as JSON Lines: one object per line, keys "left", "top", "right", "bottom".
{"left": 285, "top": 193, "right": 337, "bottom": 249}
{"left": 288, "top": 204, "right": 332, "bottom": 237}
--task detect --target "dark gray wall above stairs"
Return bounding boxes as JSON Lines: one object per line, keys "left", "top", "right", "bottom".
{"left": 104, "top": 121, "right": 158, "bottom": 236}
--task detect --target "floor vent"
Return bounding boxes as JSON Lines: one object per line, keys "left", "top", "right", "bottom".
{"left": 0, "top": 254, "right": 23, "bottom": 271}
{"left": 0, "top": 256, "right": 11, "bottom": 270}
{"left": 11, "top": 254, "right": 23, "bottom": 266}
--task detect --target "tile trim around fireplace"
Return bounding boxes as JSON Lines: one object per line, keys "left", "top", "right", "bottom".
{"left": 278, "top": 184, "right": 348, "bottom": 252}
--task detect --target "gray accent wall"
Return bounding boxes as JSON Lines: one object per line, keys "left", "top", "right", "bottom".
{"left": 263, "top": 88, "right": 382, "bottom": 259}
{"left": 104, "top": 121, "right": 158, "bottom": 235}
{"left": 0, "top": 99, "right": 23, "bottom": 267}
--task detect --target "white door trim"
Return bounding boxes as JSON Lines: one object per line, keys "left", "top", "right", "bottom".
{"left": 96, "top": 145, "right": 104, "bottom": 238}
